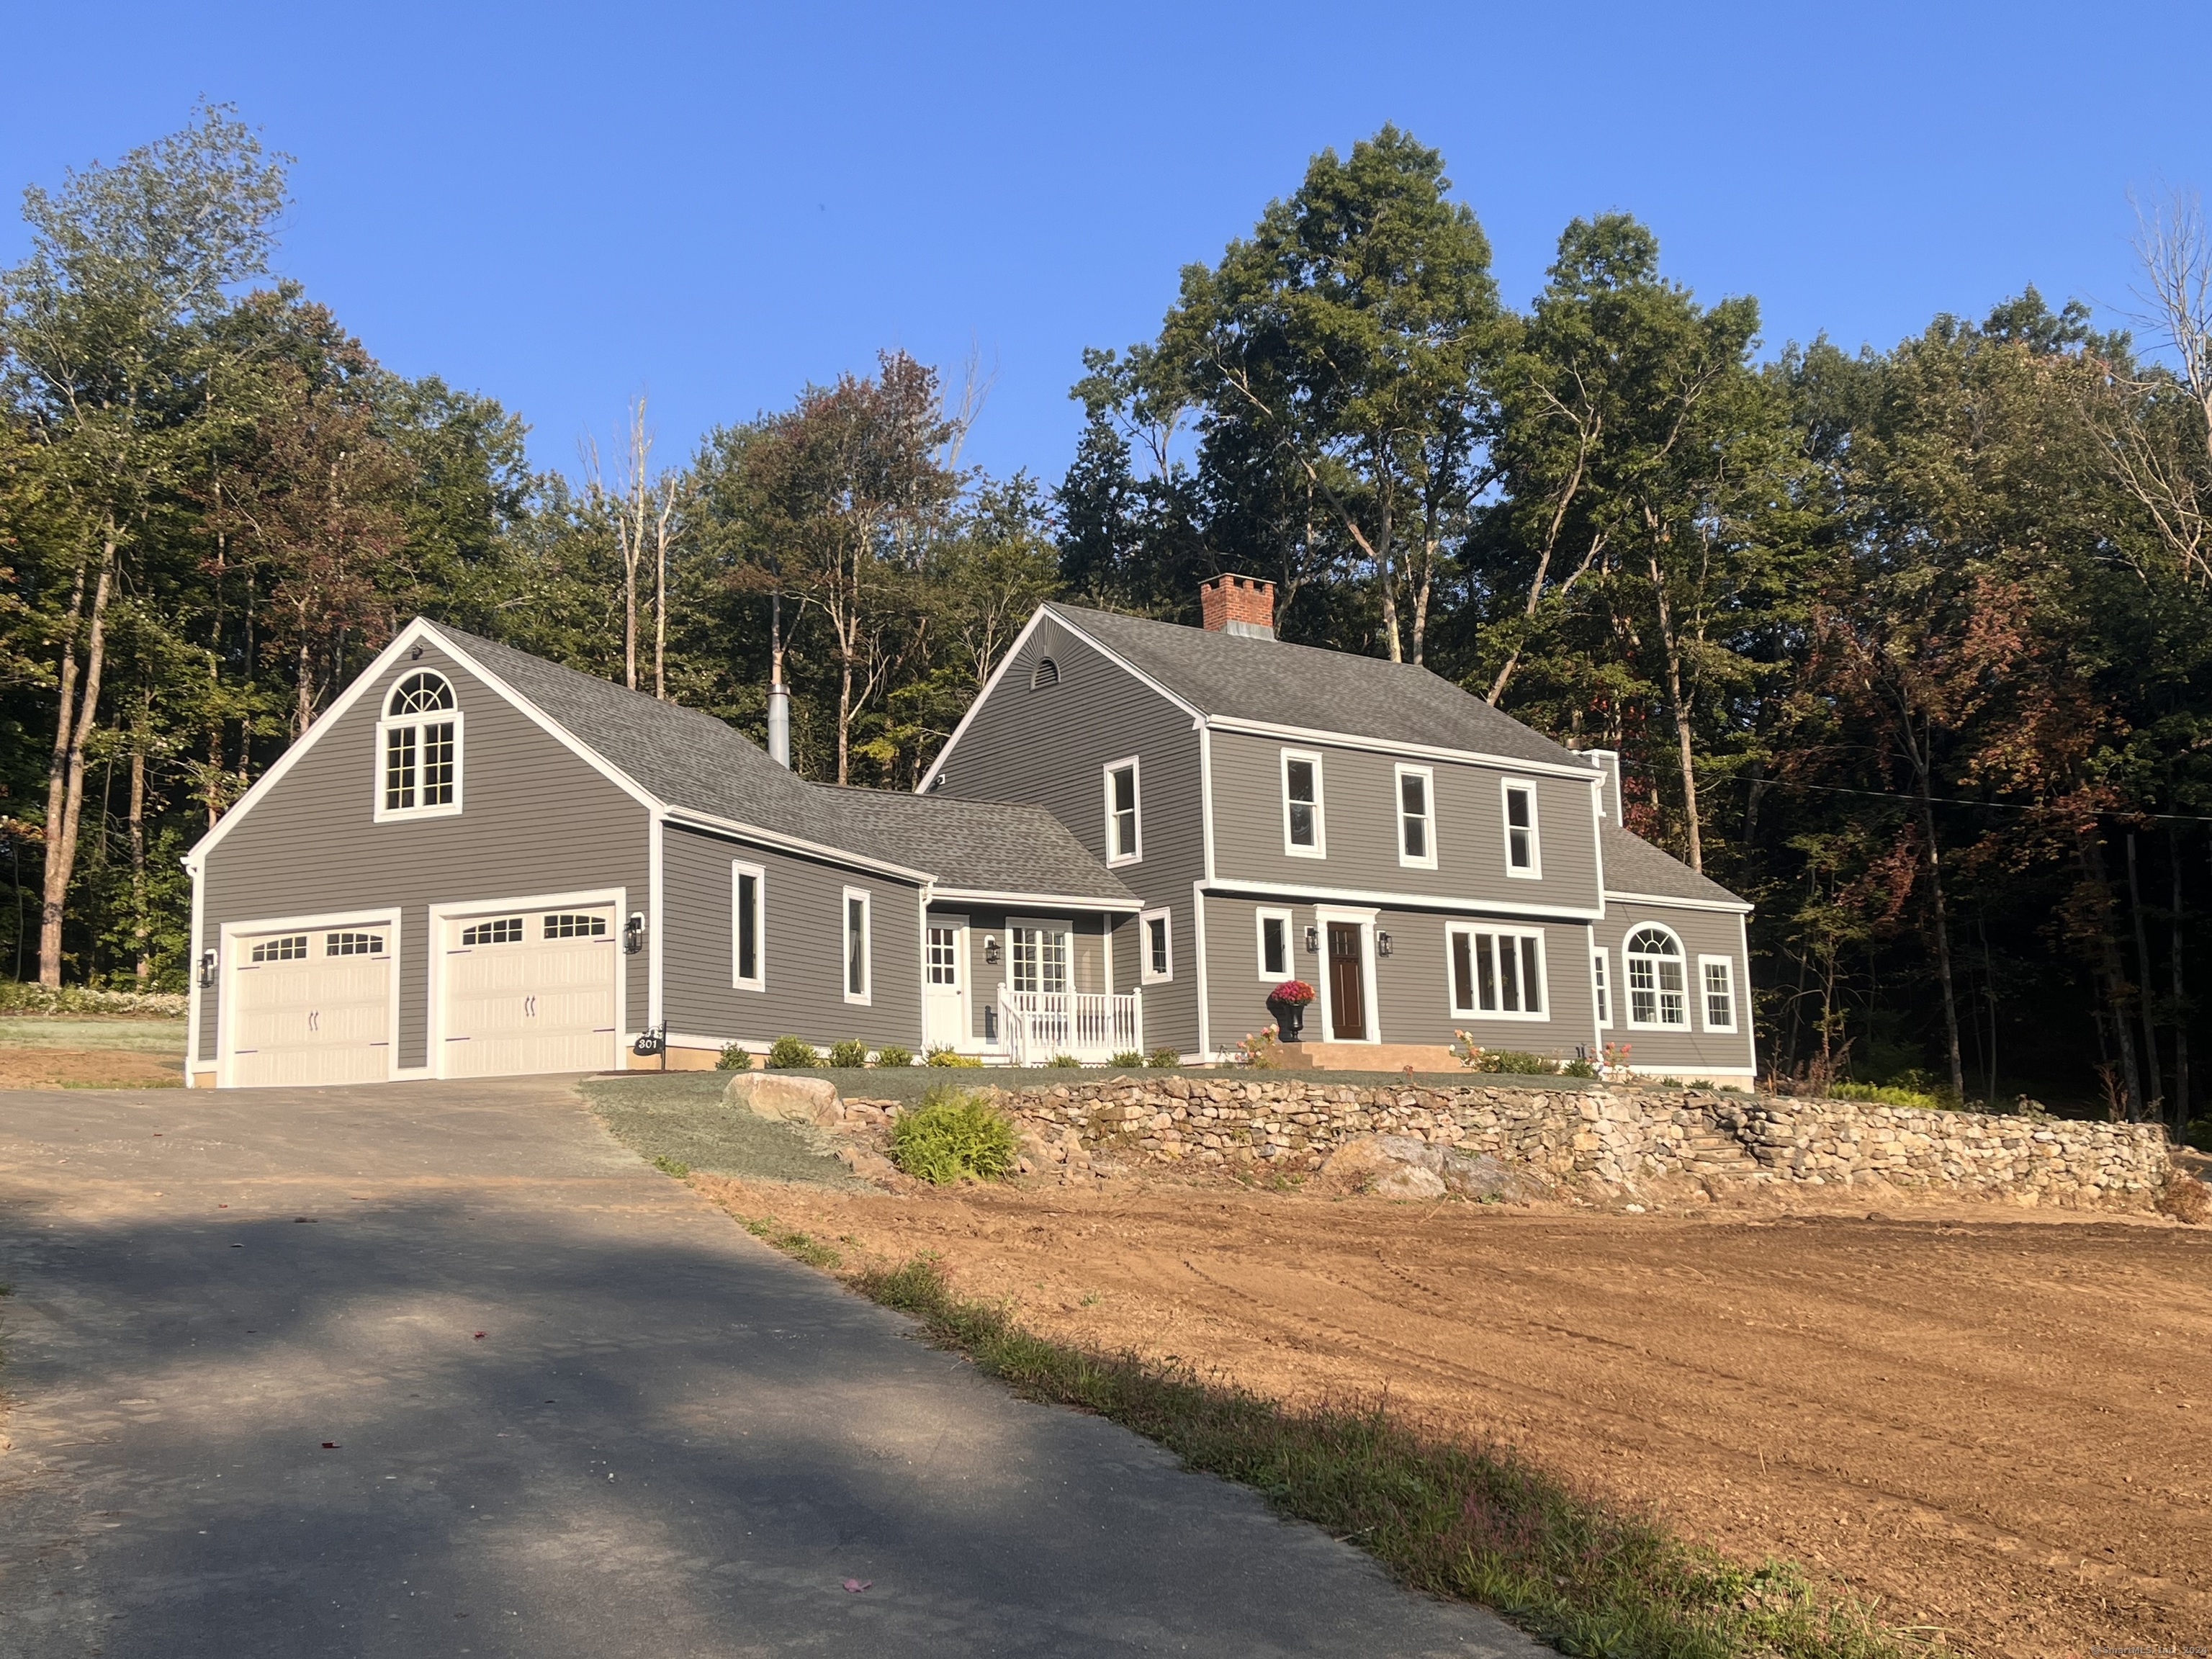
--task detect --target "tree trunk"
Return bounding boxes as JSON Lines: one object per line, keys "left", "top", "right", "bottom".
{"left": 1915, "top": 784, "right": 1966, "bottom": 1104}
{"left": 836, "top": 642, "right": 853, "bottom": 786}
{"left": 2172, "top": 827, "right": 2192, "bottom": 1136}
{"left": 129, "top": 711, "right": 149, "bottom": 986}
{"left": 39, "top": 541, "right": 115, "bottom": 986}
{"left": 1647, "top": 561, "right": 1703, "bottom": 871}
{"left": 2126, "top": 832, "right": 2165, "bottom": 1119}
{"left": 2080, "top": 830, "right": 2146, "bottom": 1118}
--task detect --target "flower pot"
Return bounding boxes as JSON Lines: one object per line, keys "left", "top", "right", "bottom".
{"left": 1268, "top": 999, "right": 1305, "bottom": 1043}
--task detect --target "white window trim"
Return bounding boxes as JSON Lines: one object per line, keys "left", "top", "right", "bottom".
{"left": 842, "top": 886, "right": 872, "bottom": 1005}
{"left": 1395, "top": 763, "right": 1437, "bottom": 871}
{"left": 1254, "top": 905, "right": 1295, "bottom": 982}
{"left": 1140, "top": 906, "right": 1173, "bottom": 984}
{"left": 1103, "top": 755, "right": 1142, "bottom": 866}
{"left": 1698, "top": 953, "right": 1739, "bottom": 1033}
{"left": 1591, "top": 947, "right": 1612, "bottom": 1030}
{"left": 1008, "top": 916, "right": 1074, "bottom": 996}
{"left": 372, "top": 707, "right": 465, "bottom": 824}
{"left": 731, "top": 860, "right": 765, "bottom": 992}
{"left": 1623, "top": 922, "right": 1690, "bottom": 1030}
{"left": 1281, "top": 747, "right": 1326, "bottom": 859}
{"left": 1501, "top": 778, "right": 1540, "bottom": 880}
{"left": 1443, "top": 922, "right": 1551, "bottom": 1022}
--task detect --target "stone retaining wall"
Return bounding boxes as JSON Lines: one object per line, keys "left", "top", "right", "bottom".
{"left": 989, "top": 1076, "right": 2172, "bottom": 1208}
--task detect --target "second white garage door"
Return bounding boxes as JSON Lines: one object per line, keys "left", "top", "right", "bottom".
{"left": 440, "top": 905, "right": 619, "bottom": 1079}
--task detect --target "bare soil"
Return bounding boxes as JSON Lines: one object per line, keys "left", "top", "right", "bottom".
{"left": 0, "top": 1047, "right": 181, "bottom": 1088}
{"left": 698, "top": 1172, "right": 2212, "bottom": 1658}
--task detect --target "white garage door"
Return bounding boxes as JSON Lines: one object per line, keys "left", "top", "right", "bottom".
{"left": 229, "top": 925, "right": 395, "bottom": 1088}
{"left": 441, "top": 906, "right": 619, "bottom": 1079}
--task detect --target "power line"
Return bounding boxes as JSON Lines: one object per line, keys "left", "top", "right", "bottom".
{"left": 1717, "top": 771, "right": 2212, "bottom": 825}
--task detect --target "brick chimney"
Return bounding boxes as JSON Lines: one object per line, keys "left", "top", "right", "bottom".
{"left": 1198, "top": 572, "right": 1275, "bottom": 639}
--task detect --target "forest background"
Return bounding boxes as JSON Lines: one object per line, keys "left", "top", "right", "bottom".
{"left": 8, "top": 107, "right": 2212, "bottom": 1137}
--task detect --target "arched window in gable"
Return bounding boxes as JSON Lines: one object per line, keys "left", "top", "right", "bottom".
{"left": 377, "top": 670, "right": 463, "bottom": 820}
{"left": 1624, "top": 924, "right": 1687, "bottom": 1028}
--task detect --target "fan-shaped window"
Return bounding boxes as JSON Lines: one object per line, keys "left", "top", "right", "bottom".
{"left": 377, "top": 668, "right": 463, "bottom": 819}
{"left": 1030, "top": 656, "right": 1059, "bottom": 689}
{"left": 1624, "top": 925, "right": 1687, "bottom": 1028}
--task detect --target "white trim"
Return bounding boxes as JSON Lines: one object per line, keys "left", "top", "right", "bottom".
{"left": 1502, "top": 778, "right": 1541, "bottom": 880}
{"left": 1202, "top": 876, "right": 1603, "bottom": 922}
{"left": 186, "top": 868, "right": 207, "bottom": 1075}
{"left": 732, "top": 860, "right": 766, "bottom": 992}
{"left": 1394, "top": 763, "right": 1437, "bottom": 871}
{"left": 1254, "top": 905, "right": 1295, "bottom": 981}
{"left": 924, "top": 911, "right": 969, "bottom": 1051}
{"left": 1698, "top": 953, "right": 1740, "bottom": 1033}
{"left": 371, "top": 670, "right": 464, "bottom": 824}
{"left": 1280, "top": 747, "right": 1326, "bottom": 859}
{"left": 1622, "top": 920, "right": 1691, "bottom": 1031}
{"left": 1444, "top": 922, "right": 1550, "bottom": 1022}
{"left": 217, "top": 906, "right": 403, "bottom": 1090}
{"left": 1602, "top": 887, "right": 1754, "bottom": 915}
{"left": 662, "top": 806, "right": 932, "bottom": 884}
{"left": 1313, "top": 904, "right": 1380, "bottom": 1045}
{"left": 649, "top": 814, "right": 665, "bottom": 1033}
{"left": 1591, "top": 945, "right": 1612, "bottom": 1030}
{"left": 1200, "top": 723, "right": 1217, "bottom": 884}
{"left": 1007, "top": 914, "right": 1074, "bottom": 997}
{"left": 1737, "top": 910, "right": 1758, "bottom": 1074}
{"left": 1140, "top": 907, "right": 1173, "bottom": 984}
{"left": 842, "top": 886, "right": 873, "bottom": 1005}
{"left": 1192, "top": 880, "right": 1212, "bottom": 1061}
{"left": 427, "top": 886, "right": 629, "bottom": 1078}
{"left": 1103, "top": 755, "right": 1142, "bottom": 866}
{"left": 930, "top": 886, "right": 1142, "bottom": 914}
{"left": 1204, "top": 713, "right": 1604, "bottom": 781}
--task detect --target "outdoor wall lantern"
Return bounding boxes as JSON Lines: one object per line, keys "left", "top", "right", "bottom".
{"left": 1303, "top": 925, "right": 1319, "bottom": 953}
{"left": 982, "top": 934, "right": 1002, "bottom": 966}
{"left": 197, "top": 948, "right": 217, "bottom": 988}
{"left": 1375, "top": 930, "right": 1394, "bottom": 958}
{"left": 623, "top": 912, "right": 647, "bottom": 954}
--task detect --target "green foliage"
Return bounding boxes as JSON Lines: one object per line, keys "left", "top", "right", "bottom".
{"left": 925, "top": 1045, "right": 982, "bottom": 1067}
{"left": 886, "top": 1088, "right": 1020, "bottom": 1184}
{"left": 2185, "top": 1119, "right": 2212, "bottom": 1154}
{"left": 767, "top": 1035, "right": 820, "bottom": 1069}
{"left": 734, "top": 1212, "right": 844, "bottom": 1269}
{"left": 651, "top": 1156, "right": 691, "bottom": 1178}
{"left": 873, "top": 1044, "right": 914, "bottom": 1069}
{"left": 1046, "top": 1052, "right": 1079, "bottom": 1069}
{"left": 826, "top": 1038, "right": 869, "bottom": 1069}
{"left": 1560, "top": 1057, "right": 1599, "bottom": 1079}
{"left": 714, "top": 1043, "right": 751, "bottom": 1071}
{"left": 1825, "top": 1082, "right": 1946, "bottom": 1111}
{"left": 1109, "top": 1050, "right": 1145, "bottom": 1069}
{"left": 0, "top": 982, "right": 186, "bottom": 1017}
{"left": 1145, "top": 1048, "right": 1182, "bottom": 1069}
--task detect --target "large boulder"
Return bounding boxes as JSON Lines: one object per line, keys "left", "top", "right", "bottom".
{"left": 1320, "top": 1134, "right": 1542, "bottom": 1202}
{"left": 725, "top": 1071, "right": 844, "bottom": 1128}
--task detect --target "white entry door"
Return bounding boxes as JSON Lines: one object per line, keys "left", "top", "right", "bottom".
{"left": 441, "top": 906, "right": 619, "bottom": 1079}
{"left": 229, "top": 924, "right": 394, "bottom": 1088}
{"left": 923, "top": 918, "right": 967, "bottom": 1051}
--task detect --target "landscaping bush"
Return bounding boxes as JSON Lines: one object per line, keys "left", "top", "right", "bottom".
{"left": 767, "top": 1035, "right": 821, "bottom": 1069}
{"left": 925, "top": 1045, "right": 982, "bottom": 1067}
{"left": 1110, "top": 1050, "right": 1145, "bottom": 1070}
{"left": 1047, "top": 1052, "right": 1080, "bottom": 1069}
{"left": 1559, "top": 1056, "right": 1599, "bottom": 1079}
{"left": 827, "top": 1038, "right": 869, "bottom": 1069}
{"left": 873, "top": 1045, "right": 914, "bottom": 1068}
{"left": 1145, "top": 1048, "right": 1180, "bottom": 1069}
{"left": 1826, "top": 1082, "right": 1945, "bottom": 1110}
{"left": 886, "top": 1087, "right": 1019, "bottom": 1184}
{"left": 714, "top": 1043, "right": 752, "bottom": 1071}
{"left": 0, "top": 981, "right": 187, "bottom": 1017}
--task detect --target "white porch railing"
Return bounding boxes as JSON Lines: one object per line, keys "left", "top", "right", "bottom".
{"left": 999, "top": 989, "right": 1141, "bottom": 1064}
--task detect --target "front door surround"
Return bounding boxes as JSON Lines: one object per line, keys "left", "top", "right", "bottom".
{"left": 1327, "top": 922, "right": 1367, "bottom": 1040}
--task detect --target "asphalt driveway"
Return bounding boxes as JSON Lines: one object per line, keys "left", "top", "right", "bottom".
{"left": 0, "top": 1077, "right": 1539, "bottom": 1658}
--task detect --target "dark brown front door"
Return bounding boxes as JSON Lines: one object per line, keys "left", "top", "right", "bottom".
{"left": 1327, "top": 922, "right": 1366, "bottom": 1040}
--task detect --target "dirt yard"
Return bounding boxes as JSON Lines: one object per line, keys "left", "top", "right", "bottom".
{"left": 698, "top": 1172, "right": 2212, "bottom": 1658}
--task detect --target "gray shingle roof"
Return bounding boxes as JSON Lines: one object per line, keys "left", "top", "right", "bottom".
{"left": 1048, "top": 604, "right": 1584, "bottom": 770}
{"left": 1601, "top": 824, "right": 1748, "bottom": 909}
{"left": 435, "top": 624, "right": 1133, "bottom": 904}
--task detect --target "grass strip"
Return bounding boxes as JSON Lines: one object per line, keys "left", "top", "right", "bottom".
{"left": 714, "top": 1197, "right": 1940, "bottom": 1659}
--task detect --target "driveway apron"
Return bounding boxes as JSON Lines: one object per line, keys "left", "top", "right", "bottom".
{"left": 0, "top": 1078, "right": 1540, "bottom": 1658}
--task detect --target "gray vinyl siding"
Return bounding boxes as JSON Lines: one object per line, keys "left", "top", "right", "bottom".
{"left": 194, "top": 639, "right": 649, "bottom": 1071}
{"left": 1206, "top": 730, "right": 1603, "bottom": 914}
{"left": 937, "top": 613, "right": 1202, "bottom": 1058}
{"left": 662, "top": 822, "right": 924, "bottom": 1051}
{"left": 1594, "top": 900, "right": 1757, "bottom": 1074}
{"left": 1202, "top": 894, "right": 1598, "bottom": 1056}
{"left": 924, "top": 904, "right": 1115, "bottom": 1043}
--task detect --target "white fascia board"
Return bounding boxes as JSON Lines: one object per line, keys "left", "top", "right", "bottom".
{"left": 1204, "top": 877, "right": 1604, "bottom": 922}
{"left": 1603, "top": 888, "right": 1754, "bottom": 915}
{"left": 662, "top": 805, "right": 932, "bottom": 885}
{"left": 930, "top": 886, "right": 1143, "bottom": 914}
{"left": 1202, "top": 714, "right": 1606, "bottom": 783}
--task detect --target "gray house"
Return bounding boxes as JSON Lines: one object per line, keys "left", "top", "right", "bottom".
{"left": 182, "top": 577, "right": 1755, "bottom": 1088}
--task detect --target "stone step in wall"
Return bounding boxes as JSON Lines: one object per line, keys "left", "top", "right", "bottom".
{"left": 986, "top": 1075, "right": 2172, "bottom": 1209}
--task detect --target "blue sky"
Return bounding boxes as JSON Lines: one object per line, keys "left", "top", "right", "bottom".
{"left": 6, "top": 1, "right": 2208, "bottom": 490}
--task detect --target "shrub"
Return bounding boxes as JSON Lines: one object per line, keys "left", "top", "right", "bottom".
{"left": 768, "top": 1035, "right": 821, "bottom": 1069}
{"left": 1827, "top": 1082, "right": 1945, "bottom": 1110}
{"left": 887, "top": 1087, "right": 1019, "bottom": 1184}
{"left": 1047, "top": 1052, "right": 1080, "bottom": 1069}
{"left": 1233, "top": 1029, "right": 1279, "bottom": 1069}
{"left": 925, "top": 1045, "right": 982, "bottom": 1068}
{"left": 1109, "top": 1050, "right": 1145, "bottom": 1070}
{"left": 827, "top": 1038, "right": 869, "bottom": 1069}
{"left": 1145, "top": 1047, "right": 1181, "bottom": 1069}
{"left": 1451, "top": 1035, "right": 1563, "bottom": 1076}
{"left": 2183, "top": 1118, "right": 2212, "bottom": 1152}
{"left": 0, "top": 981, "right": 187, "bottom": 1017}
{"left": 714, "top": 1043, "right": 752, "bottom": 1071}
{"left": 1559, "top": 1056, "right": 1599, "bottom": 1079}
{"left": 873, "top": 1045, "right": 914, "bottom": 1069}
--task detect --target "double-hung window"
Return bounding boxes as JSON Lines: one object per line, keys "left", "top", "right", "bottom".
{"left": 842, "top": 888, "right": 871, "bottom": 1004}
{"left": 1141, "top": 907, "right": 1172, "bottom": 983}
{"left": 1625, "top": 926, "right": 1688, "bottom": 1027}
{"left": 732, "top": 862, "right": 765, "bottom": 991}
{"left": 1396, "top": 765, "right": 1436, "bottom": 869}
{"left": 1010, "top": 923, "right": 1069, "bottom": 994}
{"left": 1255, "top": 907, "right": 1293, "bottom": 980}
{"left": 1282, "top": 750, "right": 1325, "bottom": 857}
{"left": 1501, "top": 781, "right": 1539, "bottom": 877}
{"left": 1447, "top": 926, "right": 1547, "bottom": 1020}
{"left": 376, "top": 670, "right": 462, "bottom": 822}
{"left": 1591, "top": 948, "right": 1612, "bottom": 1028}
{"left": 1104, "top": 759, "right": 1141, "bottom": 865}
{"left": 1699, "top": 955, "right": 1738, "bottom": 1032}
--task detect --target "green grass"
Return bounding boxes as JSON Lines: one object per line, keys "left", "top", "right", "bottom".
{"left": 730, "top": 1220, "right": 1937, "bottom": 1659}
{"left": 0, "top": 1017, "right": 189, "bottom": 1053}
{"left": 579, "top": 1074, "right": 869, "bottom": 1187}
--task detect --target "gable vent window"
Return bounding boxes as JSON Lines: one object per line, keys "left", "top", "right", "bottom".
{"left": 1030, "top": 656, "right": 1060, "bottom": 689}
{"left": 461, "top": 917, "right": 523, "bottom": 946}
{"left": 544, "top": 914, "right": 608, "bottom": 939}
{"left": 377, "top": 670, "right": 463, "bottom": 822}
{"left": 251, "top": 935, "right": 308, "bottom": 963}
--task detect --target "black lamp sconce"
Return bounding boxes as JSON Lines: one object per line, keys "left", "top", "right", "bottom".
{"left": 1375, "top": 930, "right": 1394, "bottom": 958}
{"left": 197, "top": 948, "right": 217, "bottom": 988}
{"left": 1303, "top": 925, "right": 1319, "bottom": 953}
{"left": 982, "top": 934, "right": 1002, "bottom": 966}
{"left": 623, "top": 912, "right": 647, "bottom": 954}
